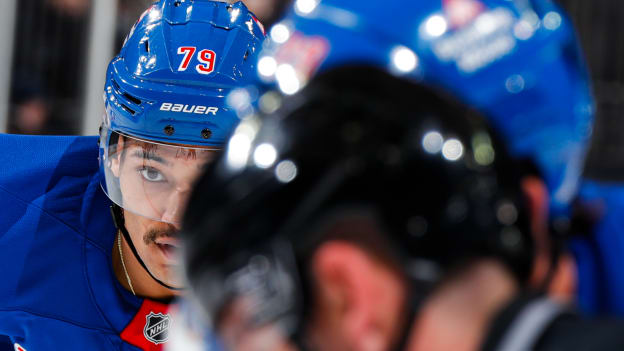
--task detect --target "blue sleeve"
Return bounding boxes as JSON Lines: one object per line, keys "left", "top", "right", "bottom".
{"left": 0, "top": 134, "right": 98, "bottom": 209}
{"left": 574, "top": 181, "right": 624, "bottom": 315}
{"left": 0, "top": 134, "right": 97, "bottom": 299}
{"left": 0, "top": 134, "right": 102, "bottom": 334}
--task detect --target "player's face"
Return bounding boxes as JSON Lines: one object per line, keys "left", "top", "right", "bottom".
{"left": 111, "top": 137, "right": 216, "bottom": 223}
{"left": 112, "top": 137, "right": 216, "bottom": 286}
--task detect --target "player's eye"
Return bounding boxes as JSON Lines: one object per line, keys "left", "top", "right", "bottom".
{"left": 139, "top": 166, "right": 166, "bottom": 182}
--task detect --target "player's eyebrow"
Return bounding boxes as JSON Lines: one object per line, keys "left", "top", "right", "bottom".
{"left": 132, "top": 149, "right": 171, "bottom": 166}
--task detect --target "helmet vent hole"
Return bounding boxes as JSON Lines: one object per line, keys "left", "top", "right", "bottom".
{"left": 201, "top": 128, "right": 212, "bottom": 139}
{"left": 122, "top": 92, "right": 142, "bottom": 105}
{"left": 143, "top": 40, "right": 149, "bottom": 53}
{"left": 244, "top": 50, "right": 250, "bottom": 61}
{"left": 174, "top": 1, "right": 181, "bottom": 7}
{"left": 164, "top": 125, "right": 175, "bottom": 136}
{"left": 120, "top": 104, "right": 136, "bottom": 115}
{"left": 111, "top": 79, "right": 121, "bottom": 94}
{"left": 227, "top": 5, "right": 233, "bottom": 13}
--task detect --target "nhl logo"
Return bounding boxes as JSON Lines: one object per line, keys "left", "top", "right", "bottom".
{"left": 143, "top": 312, "right": 171, "bottom": 344}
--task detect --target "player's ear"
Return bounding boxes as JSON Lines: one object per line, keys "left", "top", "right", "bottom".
{"left": 309, "top": 240, "right": 406, "bottom": 351}
{"left": 521, "top": 176, "right": 576, "bottom": 301}
{"left": 110, "top": 136, "right": 124, "bottom": 178}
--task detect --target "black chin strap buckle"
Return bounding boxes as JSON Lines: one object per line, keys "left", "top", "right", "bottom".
{"left": 110, "top": 204, "right": 125, "bottom": 230}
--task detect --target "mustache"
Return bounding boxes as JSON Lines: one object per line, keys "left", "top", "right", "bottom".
{"left": 143, "top": 224, "right": 178, "bottom": 245}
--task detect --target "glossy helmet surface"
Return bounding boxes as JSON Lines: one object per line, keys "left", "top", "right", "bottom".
{"left": 257, "top": 0, "right": 593, "bottom": 216}
{"left": 99, "top": 0, "right": 266, "bottom": 223}
{"left": 102, "top": 0, "right": 265, "bottom": 147}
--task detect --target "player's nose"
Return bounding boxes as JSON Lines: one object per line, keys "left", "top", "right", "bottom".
{"left": 161, "top": 189, "right": 191, "bottom": 225}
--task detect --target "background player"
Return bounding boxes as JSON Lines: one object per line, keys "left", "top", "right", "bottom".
{"left": 251, "top": 0, "right": 593, "bottom": 300}
{"left": 0, "top": 1, "right": 264, "bottom": 350}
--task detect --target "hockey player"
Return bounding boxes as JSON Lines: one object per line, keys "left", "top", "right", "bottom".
{"left": 251, "top": 0, "right": 593, "bottom": 299}
{"left": 180, "top": 67, "right": 624, "bottom": 351}
{"left": 172, "top": 0, "right": 624, "bottom": 350}
{"left": 0, "top": 0, "right": 264, "bottom": 350}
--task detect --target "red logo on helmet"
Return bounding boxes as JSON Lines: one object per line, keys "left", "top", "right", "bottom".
{"left": 252, "top": 15, "right": 266, "bottom": 35}
{"left": 273, "top": 32, "right": 329, "bottom": 83}
{"left": 442, "top": 0, "right": 485, "bottom": 28}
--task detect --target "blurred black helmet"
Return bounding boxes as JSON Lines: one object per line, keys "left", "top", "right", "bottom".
{"left": 181, "top": 66, "right": 534, "bottom": 344}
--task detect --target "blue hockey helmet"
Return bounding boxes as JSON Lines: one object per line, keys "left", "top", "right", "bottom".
{"left": 100, "top": 0, "right": 265, "bottom": 224}
{"left": 254, "top": 0, "right": 593, "bottom": 217}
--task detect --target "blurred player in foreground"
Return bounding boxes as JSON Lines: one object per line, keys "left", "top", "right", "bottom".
{"left": 0, "top": 1, "right": 264, "bottom": 350}
{"left": 179, "top": 69, "right": 624, "bottom": 351}
{"left": 173, "top": 0, "right": 624, "bottom": 350}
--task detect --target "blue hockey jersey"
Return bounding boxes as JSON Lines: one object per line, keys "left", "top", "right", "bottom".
{"left": 0, "top": 134, "right": 174, "bottom": 350}
{"left": 571, "top": 180, "right": 624, "bottom": 316}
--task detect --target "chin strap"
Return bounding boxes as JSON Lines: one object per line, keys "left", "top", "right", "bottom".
{"left": 110, "top": 204, "right": 185, "bottom": 292}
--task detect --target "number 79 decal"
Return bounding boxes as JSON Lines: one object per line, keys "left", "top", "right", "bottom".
{"left": 177, "top": 47, "right": 216, "bottom": 75}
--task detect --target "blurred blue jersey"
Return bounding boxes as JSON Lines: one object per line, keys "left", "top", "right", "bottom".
{"left": 0, "top": 134, "right": 173, "bottom": 350}
{"left": 572, "top": 180, "right": 624, "bottom": 316}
